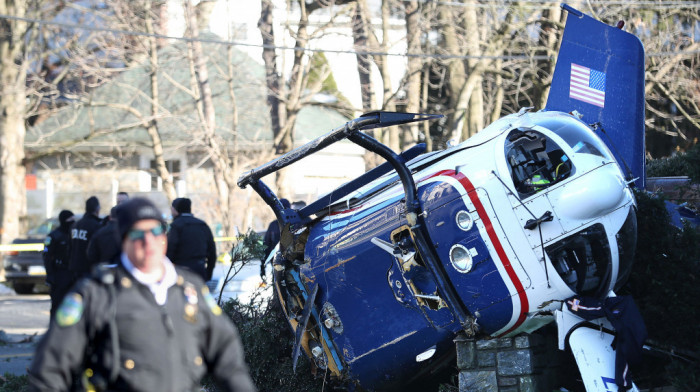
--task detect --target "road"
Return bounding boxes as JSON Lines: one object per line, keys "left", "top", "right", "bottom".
{"left": 0, "top": 290, "right": 50, "bottom": 377}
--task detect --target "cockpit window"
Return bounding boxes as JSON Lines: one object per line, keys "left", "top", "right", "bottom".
{"left": 505, "top": 129, "right": 573, "bottom": 198}
{"left": 546, "top": 223, "right": 612, "bottom": 298}
{"left": 533, "top": 115, "right": 613, "bottom": 161}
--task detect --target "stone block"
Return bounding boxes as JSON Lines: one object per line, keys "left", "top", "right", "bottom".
{"left": 455, "top": 335, "right": 477, "bottom": 370}
{"left": 497, "top": 337, "right": 513, "bottom": 349}
{"left": 499, "top": 387, "right": 518, "bottom": 392}
{"left": 477, "top": 351, "right": 496, "bottom": 368}
{"left": 476, "top": 339, "right": 498, "bottom": 350}
{"left": 519, "top": 375, "right": 538, "bottom": 392}
{"left": 514, "top": 335, "right": 531, "bottom": 349}
{"left": 497, "top": 349, "right": 533, "bottom": 376}
{"left": 498, "top": 376, "right": 518, "bottom": 386}
{"left": 458, "top": 370, "right": 497, "bottom": 392}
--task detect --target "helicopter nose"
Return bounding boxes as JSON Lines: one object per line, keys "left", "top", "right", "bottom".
{"left": 554, "top": 169, "right": 627, "bottom": 220}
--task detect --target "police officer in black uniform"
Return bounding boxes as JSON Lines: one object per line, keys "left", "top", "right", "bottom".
{"left": 261, "top": 198, "right": 290, "bottom": 280}
{"left": 87, "top": 207, "right": 121, "bottom": 265}
{"left": 28, "top": 198, "right": 256, "bottom": 392}
{"left": 166, "top": 198, "right": 217, "bottom": 281}
{"left": 69, "top": 196, "right": 102, "bottom": 280}
{"left": 43, "top": 210, "right": 75, "bottom": 319}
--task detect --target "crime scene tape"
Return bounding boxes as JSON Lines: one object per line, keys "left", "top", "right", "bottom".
{"left": 0, "top": 243, "right": 45, "bottom": 252}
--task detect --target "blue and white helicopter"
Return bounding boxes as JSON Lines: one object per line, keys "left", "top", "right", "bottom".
{"left": 238, "top": 4, "right": 646, "bottom": 391}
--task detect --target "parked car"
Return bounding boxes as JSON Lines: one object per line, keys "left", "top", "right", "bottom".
{"left": 2, "top": 218, "right": 58, "bottom": 294}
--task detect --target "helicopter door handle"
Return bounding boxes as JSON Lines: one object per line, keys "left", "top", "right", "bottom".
{"left": 524, "top": 210, "right": 554, "bottom": 230}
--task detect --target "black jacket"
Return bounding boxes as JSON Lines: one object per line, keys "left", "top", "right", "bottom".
{"left": 87, "top": 220, "right": 121, "bottom": 265}
{"left": 43, "top": 225, "right": 72, "bottom": 284}
{"left": 69, "top": 214, "right": 103, "bottom": 278}
{"left": 28, "top": 263, "right": 256, "bottom": 392}
{"left": 262, "top": 220, "right": 280, "bottom": 260}
{"left": 166, "top": 214, "right": 217, "bottom": 281}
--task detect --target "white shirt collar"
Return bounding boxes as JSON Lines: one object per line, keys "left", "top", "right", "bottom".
{"left": 121, "top": 253, "right": 178, "bottom": 306}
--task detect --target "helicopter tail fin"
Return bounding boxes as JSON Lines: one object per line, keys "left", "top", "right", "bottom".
{"left": 545, "top": 4, "right": 646, "bottom": 188}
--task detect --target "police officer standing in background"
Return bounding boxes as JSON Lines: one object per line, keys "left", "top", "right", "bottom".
{"left": 116, "top": 191, "right": 129, "bottom": 205}
{"left": 69, "top": 196, "right": 103, "bottom": 281}
{"left": 43, "top": 210, "right": 75, "bottom": 319}
{"left": 87, "top": 207, "right": 121, "bottom": 265}
{"left": 28, "top": 198, "right": 256, "bottom": 392}
{"left": 167, "top": 198, "right": 217, "bottom": 281}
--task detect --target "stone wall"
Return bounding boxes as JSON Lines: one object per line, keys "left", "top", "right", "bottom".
{"left": 455, "top": 328, "right": 567, "bottom": 392}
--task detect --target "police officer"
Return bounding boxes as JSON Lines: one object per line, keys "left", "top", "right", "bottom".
{"left": 261, "top": 198, "right": 290, "bottom": 280}
{"left": 69, "top": 196, "right": 103, "bottom": 280}
{"left": 28, "top": 198, "right": 256, "bottom": 392}
{"left": 87, "top": 207, "right": 121, "bottom": 265}
{"left": 167, "top": 198, "right": 217, "bottom": 281}
{"left": 43, "top": 210, "right": 75, "bottom": 319}
{"left": 116, "top": 191, "right": 129, "bottom": 205}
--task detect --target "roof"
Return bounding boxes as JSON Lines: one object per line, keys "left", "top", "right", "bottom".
{"left": 26, "top": 33, "right": 349, "bottom": 151}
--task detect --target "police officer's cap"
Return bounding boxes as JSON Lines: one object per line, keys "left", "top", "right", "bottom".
{"left": 115, "top": 198, "right": 166, "bottom": 239}
{"left": 172, "top": 197, "right": 192, "bottom": 214}
{"left": 58, "top": 210, "right": 75, "bottom": 225}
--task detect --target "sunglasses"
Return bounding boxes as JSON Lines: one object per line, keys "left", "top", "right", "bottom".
{"left": 127, "top": 224, "right": 166, "bottom": 242}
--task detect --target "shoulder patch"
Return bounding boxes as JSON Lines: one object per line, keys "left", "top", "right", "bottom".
{"left": 44, "top": 236, "right": 52, "bottom": 246}
{"left": 202, "top": 287, "right": 222, "bottom": 316}
{"left": 56, "top": 293, "right": 84, "bottom": 327}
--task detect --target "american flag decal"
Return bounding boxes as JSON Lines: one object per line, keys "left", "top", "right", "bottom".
{"left": 570, "top": 63, "right": 605, "bottom": 108}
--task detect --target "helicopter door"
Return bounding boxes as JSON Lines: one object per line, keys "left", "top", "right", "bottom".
{"left": 416, "top": 176, "right": 532, "bottom": 334}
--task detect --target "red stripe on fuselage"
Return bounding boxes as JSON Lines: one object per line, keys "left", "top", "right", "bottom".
{"left": 425, "top": 170, "right": 529, "bottom": 336}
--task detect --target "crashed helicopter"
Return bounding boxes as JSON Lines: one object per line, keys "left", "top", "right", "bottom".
{"left": 238, "top": 4, "right": 645, "bottom": 391}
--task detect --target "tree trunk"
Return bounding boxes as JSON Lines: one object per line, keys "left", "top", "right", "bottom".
{"left": 403, "top": 0, "right": 422, "bottom": 147}
{"left": 184, "top": 0, "right": 237, "bottom": 237}
{"left": 490, "top": 58, "right": 504, "bottom": 123}
{"left": 534, "top": 5, "right": 562, "bottom": 110}
{"left": 259, "top": 0, "right": 284, "bottom": 142}
{"left": 0, "top": 0, "right": 29, "bottom": 253}
{"left": 421, "top": 63, "right": 432, "bottom": 151}
{"left": 258, "top": 0, "right": 293, "bottom": 198}
{"left": 352, "top": 0, "right": 374, "bottom": 113}
{"left": 145, "top": 0, "right": 176, "bottom": 202}
{"left": 462, "top": 1, "right": 484, "bottom": 140}
{"left": 437, "top": 3, "right": 466, "bottom": 142}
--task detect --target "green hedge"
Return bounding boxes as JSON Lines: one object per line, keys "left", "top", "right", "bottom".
{"left": 647, "top": 143, "right": 700, "bottom": 182}
{"left": 0, "top": 374, "right": 28, "bottom": 392}
{"left": 619, "top": 190, "right": 700, "bottom": 390}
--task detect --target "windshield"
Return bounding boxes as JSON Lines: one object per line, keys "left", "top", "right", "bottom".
{"left": 28, "top": 219, "right": 58, "bottom": 236}
{"left": 546, "top": 223, "right": 612, "bottom": 298}
{"left": 533, "top": 115, "right": 613, "bottom": 161}
{"left": 505, "top": 129, "right": 573, "bottom": 198}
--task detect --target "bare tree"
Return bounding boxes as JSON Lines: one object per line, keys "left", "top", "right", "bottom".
{"left": 258, "top": 0, "right": 353, "bottom": 196}
{"left": 143, "top": 0, "right": 177, "bottom": 201}
{"left": 403, "top": 0, "right": 424, "bottom": 145}
{"left": 183, "top": 0, "right": 239, "bottom": 238}
{"left": 0, "top": 0, "right": 30, "bottom": 249}
{"left": 350, "top": 0, "right": 401, "bottom": 164}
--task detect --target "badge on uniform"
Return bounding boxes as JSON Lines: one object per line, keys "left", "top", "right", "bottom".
{"left": 56, "top": 293, "right": 84, "bottom": 327}
{"left": 183, "top": 283, "right": 199, "bottom": 323}
{"left": 201, "top": 286, "right": 222, "bottom": 316}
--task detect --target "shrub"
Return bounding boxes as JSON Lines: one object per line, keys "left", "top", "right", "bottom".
{"left": 618, "top": 190, "right": 700, "bottom": 390}
{"left": 0, "top": 374, "right": 29, "bottom": 392}
{"left": 647, "top": 143, "right": 700, "bottom": 182}
{"left": 216, "top": 296, "right": 328, "bottom": 392}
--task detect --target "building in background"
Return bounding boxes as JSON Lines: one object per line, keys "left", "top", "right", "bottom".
{"left": 26, "top": 31, "right": 364, "bottom": 234}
